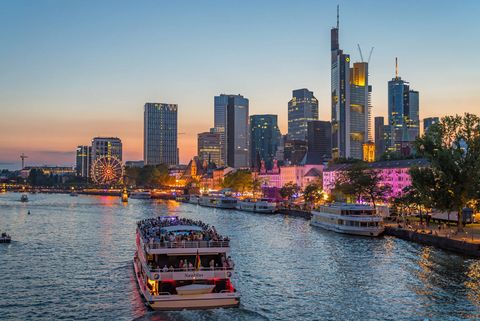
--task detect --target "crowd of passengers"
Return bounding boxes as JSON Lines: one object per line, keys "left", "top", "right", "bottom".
{"left": 137, "top": 217, "right": 229, "bottom": 245}
{"left": 150, "top": 255, "right": 235, "bottom": 272}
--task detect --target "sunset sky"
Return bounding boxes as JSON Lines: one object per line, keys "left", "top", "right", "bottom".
{"left": 1, "top": 0, "right": 479, "bottom": 170}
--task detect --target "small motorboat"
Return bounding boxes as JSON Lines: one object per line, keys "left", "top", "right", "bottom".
{"left": 176, "top": 284, "right": 216, "bottom": 296}
{"left": 0, "top": 232, "right": 11, "bottom": 243}
{"left": 20, "top": 194, "right": 28, "bottom": 202}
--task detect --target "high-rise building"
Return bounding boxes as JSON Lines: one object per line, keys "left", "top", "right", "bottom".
{"left": 374, "top": 116, "right": 386, "bottom": 160}
{"left": 250, "top": 114, "right": 281, "bottom": 170}
{"left": 91, "top": 137, "right": 122, "bottom": 161}
{"left": 331, "top": 7, "right": 371, "bottom": 160}
{"left": 197, "top": 129, "right": 222, "bottom": 166}
{"left": 288, "top": 89, "right": 319, "bottom": 141}
{"left": 284, "top": 139, "right": 307, "bottom": 165}
{"left": 423, "top": 117, "right": 439, "bottom": 134}
{"left": 214, "top": 94, "right": 249, "bottom": 168}
{"left": 75, "top": 145, "right": 91, "bottom": 177}
{"left": 144, "top": 103, "right": 178, "bottom": 166}
{"left": 386, "top": 59, "right": 420, "bottom": 155}
{"left": 306, "top": 120, "right": 332, "bottom": 164}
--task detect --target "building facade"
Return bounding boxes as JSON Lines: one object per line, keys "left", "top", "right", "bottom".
{"left": 331, "top": 9, "right": 371, "bottom": 160}
{"left": 250, "top": 114, "right": 281, "bottom": 170}
{"left": 91, "top": 137, "right": 122, "bottom": 161}
{"left": 283, "top": 139, "right": 308, "bottom": 165}
{"left": 197, "top": 130, "right": 222, "bottom": 166}
{"left": 322, "top": 158, "right": 428, "bottom": 198}
{"left": 306, "top": 120, "right": 332, "bottom": 164}
{"left": 287, "top": 89, "right": 319, "bottom": 141}
{"left": 75, "top": 145, "right": 91, "bottom": 178}
{"left": 144, "top": 103, "right": 178, "bottom": 166}
{"left": 214, "top": 94, "right": 249, "bottom": 168}
{"left": 374, "top": 116, "right": 386, "bottom": 160}
{"left": 386, "top": 61, "right": 420, "bottom": 155}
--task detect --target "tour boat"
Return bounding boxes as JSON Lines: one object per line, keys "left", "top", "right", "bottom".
{"left": 133, "top": 216, "right": 239, "bottom": 310}
{"left": 188, "top": 195, "right": 200, "bottom": 205}
{"left": 198, "top": 195, "right": 237, "bottom": 209}
{"left": 70, "top": 191, "right": 79, "bottom": 197}
{"left": 237, "top": 198, "right": 277, "bottom": 214}
{"left": 310, "top": 204, "right": 384, "bottom": 237}
{"left": 130, "top": 191, "right": 151, "bottom": 199}
{"left": 1, "top": 232, "right": 11, "bottom": 243}
{"left": 20, "top": 194, "right": 28, "bottom": 202}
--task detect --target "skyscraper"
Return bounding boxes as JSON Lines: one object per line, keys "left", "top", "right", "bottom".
{"left": 287, "top": 89, "right": 319, "bottom": 141}
{"left": 197, "top": 129, "right": 222, "bottom": 166}
{"left": 91, "top": 137, "right": 122, "bottom": 161}
{"left": 374, "top": 116, "right": 385, "bottom": 160}
{"left": 75, "top": 145, "right": 91, "bottom": 178}
{"left": 250, "top": 114, "right": 281, "bottom": 170}
{"left": 331, "top": 7, "right": 371, "bottom": 160}
{"left": 306, "top": 120, "right": 332, "bottom": 163}
{"left": 386, "top": 59, "right": 420, "bottom": 155}
{"left": 144, "top": 103, "right": 178, "bottom": 166}
{"left": 423, "top": 117, "right": 440, "bottom": 134}
{"left": 214, "top": 94, "right": 249, "bottom": 168}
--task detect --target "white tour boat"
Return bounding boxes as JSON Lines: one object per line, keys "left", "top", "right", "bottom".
{"left": 237, "top": 198, "right": 277, "bottom": 214}
{"left": 198, "top": 195, "right": 237, "bottom": 209}
{"left": 134, "top": 216, "right": 239, "bottom": 310}
{"left": 130, "top": 191, "right": 152, "bottom": 199}
{"left": 310, "top": 203, "right": 384, "bottom": 237}
{"left": 20, "top": 193, "right": 28, "bottom": 202}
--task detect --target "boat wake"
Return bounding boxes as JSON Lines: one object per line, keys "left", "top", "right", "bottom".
{"left": 132, "top": 307, "right": 269, "bottom": 321}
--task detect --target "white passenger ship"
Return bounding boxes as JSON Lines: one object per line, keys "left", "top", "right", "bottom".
{"left": 188, "top": 195, "right": 200, "bottom": 205}
{"left": 133, "top": 216, "right": 239, "bottom": 310}
{"left": 310, "top": 204, "right": 384, "bottom": 237}
{"left": 237, "top": 198, "right": 277, "bottom": 214}
{"left": 130, "top": 191, "right": 151, "bottom": 199}
{"left": 198, "top": 195, "right": 237, "bottom": 209}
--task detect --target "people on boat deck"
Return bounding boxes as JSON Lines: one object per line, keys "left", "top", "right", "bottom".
{"left": 137, "top": 217, "right": 229, "bottom": 245}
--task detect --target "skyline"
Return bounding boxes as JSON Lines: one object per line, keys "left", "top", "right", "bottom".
{"left": 1, "top": 0, "right": 480, "bottom": 170}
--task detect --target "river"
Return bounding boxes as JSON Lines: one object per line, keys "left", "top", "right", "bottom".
{"left": 0, "top": 193, "right": 479, "bottom": 320}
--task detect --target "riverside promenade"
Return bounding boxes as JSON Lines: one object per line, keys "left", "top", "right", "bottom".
{"left": 385, "top": 221, "right": 480, "bottom": 258}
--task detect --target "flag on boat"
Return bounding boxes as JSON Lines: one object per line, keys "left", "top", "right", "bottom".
{"left": 195, "top": 250, "right": 201, "bottom": 271}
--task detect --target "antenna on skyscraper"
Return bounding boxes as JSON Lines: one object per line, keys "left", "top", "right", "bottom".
{"left": 337, "top": 5, "right": 339, "bottom": 29}
{"left": 395, "top": 57, "right": 399, "bottom": 79}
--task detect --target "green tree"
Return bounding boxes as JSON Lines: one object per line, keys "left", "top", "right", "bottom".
{"left": 279, "top": 182, "right": 301, "bottom": 201}
{"left": 411, "top": 113, "right": 480, "bottom": 230}
{"left": 222, "top": 170, "right": 252, "bottom": 194}
{"left": 303, "top": 181, "right": 323, "bottom": 207}
{"left": 333, "top": 162, "right": 391, "bottom": 208}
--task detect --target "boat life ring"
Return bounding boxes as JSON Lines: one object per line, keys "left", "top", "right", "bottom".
{"left": 227, "top": 272, "right": 232, "bottom": 277}
{"left": 153, "top": 273, "right": 160, "bottom": 280}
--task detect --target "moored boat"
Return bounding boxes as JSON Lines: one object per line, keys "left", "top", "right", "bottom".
{"left": 130, "top": 191, "right": 151, "bottom": 199}
{"left": 237, "top": 198, "right": 277, "bottom": 214}
{"left": 1, "top": 232, "right": 11, "bottom": 243}
{"left": 133, "top": 216, "right": 239, "bottom": 310}
{"left": 188, "top": 195, "right": 200, "bottom": 205}
{"left": 310, "top": 203, "right": 384, "bottom": 237}
{"left": 198, "top": 195, "right": 237, "bottom": 209}
{"left": 20, "top": 194, "right": 28, "bottom": 202}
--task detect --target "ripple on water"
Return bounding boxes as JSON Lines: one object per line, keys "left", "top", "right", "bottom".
{"left": 0, "top": 194, "right": 479, "bottom": 320}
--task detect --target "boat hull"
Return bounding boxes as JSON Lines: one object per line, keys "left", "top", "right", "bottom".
{"left": 310, "top": 221, "right": 384, "bottom": 237}
{"left": 133, "top": 257, "right": 239, "bottom": 310}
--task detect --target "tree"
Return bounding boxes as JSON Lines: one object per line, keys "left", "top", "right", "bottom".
{"left": 333, "top": 162, "right": 391, "bottom": 208}
{"left": 303, "top": 181, "right": 323, "bottom": 207}
{"left": 411, "top": 113, "right": 480, "bottom": 230}
{"left": 279, "top": 182, "right": 301, "bottom": 201}
{"left": 221, "top": 170, "right": 252, "bottom": 194}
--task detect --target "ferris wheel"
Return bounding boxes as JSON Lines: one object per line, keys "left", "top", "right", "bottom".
{"left": 90, "top": 155, "right": 124, "bottom": 185}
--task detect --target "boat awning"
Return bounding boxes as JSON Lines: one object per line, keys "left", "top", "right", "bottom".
{"left": 160, "top": 225, "right": 204, "bottom": 233}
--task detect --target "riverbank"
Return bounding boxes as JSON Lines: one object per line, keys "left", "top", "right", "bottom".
{"left": 385, "top": 224, "right": 480, "bottom": 258}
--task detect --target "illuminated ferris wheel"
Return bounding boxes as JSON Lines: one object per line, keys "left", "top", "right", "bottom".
{"left": 90, "top": 155, "right": 124, "bottom": 185}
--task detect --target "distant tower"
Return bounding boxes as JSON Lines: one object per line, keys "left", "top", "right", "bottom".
{"left": 20, "top": 153, "right": 28, "bottom": 169}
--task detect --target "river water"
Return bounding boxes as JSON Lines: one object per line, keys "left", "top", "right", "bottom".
{"left": 0, "top": 193, "right": 479, "bottom": 321}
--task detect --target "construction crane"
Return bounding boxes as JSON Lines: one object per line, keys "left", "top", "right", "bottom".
{"left": 357, "top": 44, "right": 374, "bottom": 64}
{"left": 20, "top": 153, "right": 28, "bottom": 169}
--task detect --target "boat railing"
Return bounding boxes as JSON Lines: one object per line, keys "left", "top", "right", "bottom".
{"left": 149, "top": 266, "right": 233, "bottom": 273}
{"left": 145, "top": 240, "right": 230, "bottom": 249}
